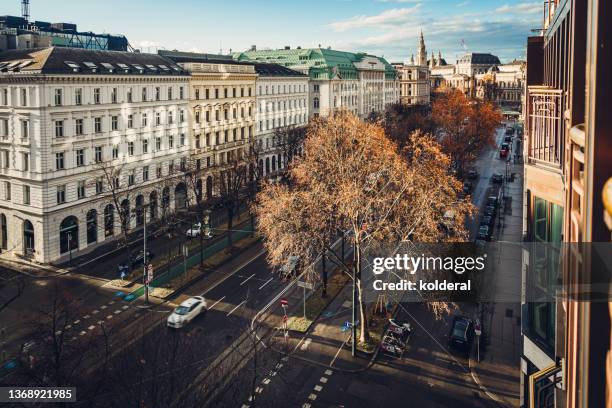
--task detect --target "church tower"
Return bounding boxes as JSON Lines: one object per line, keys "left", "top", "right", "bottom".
{"left": 417, "top": 30, "right": 427, "bottom": 66}
{"left": 437, "top": 50, "right": 442, "bottom": 66}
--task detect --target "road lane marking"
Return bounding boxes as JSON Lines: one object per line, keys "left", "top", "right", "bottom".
{"left": 108, "top": 301, "right": 115, "bottom": 305}
{"left": 92, "top": 310, "right": 99, "bottom": 315}
{"left": 73, "top": 320, "right": 80, "bottom": 325}
{"left": 319, "top": 377, "right": 328, "bottom": 383}
{"left": 106, "top": 315, "right": 113, "bottom": 320}
{"left": 226, "top": 300, "right": 246, "bottom": 316}
{"left": 255, "top": 386, "right": 263, "bottom": 394}
{"left": 65, "top": 324, "right": 71, "bottom": 329}
{"left": 87, "top": 325, "right": 95, "bottom": 330}
{"left": 240, "top": 273, "right": 255, "bottom": 286}
{"left": 122, "top": 305, "right": 129, "bottom": 310}
{"left": 100, "top": 305, "right": 107, "bottom": 310}
{"left": 114, "top": 310, "right": 121, "bottom": 314}
{"left": 302, "top": 404, "right": 311, "bottom": 408}
{"left": 209, "top": 296, "right": 225, "bottom": 310}
{"left": 314, "top": 385, "right": 323, "bottom": 392}
{"left": 262, "top": 378, "right": 270, "bottom": 385}
{"left": 308, "top": 394, "right": 317, "bottom": 401}
{"left": 330, "top": 337, "right": 349, "bottom": 367}
{"left": 300, "top": 338, "right": 312, "bottom": 351}
{"left": 258, "top": 277, "right": 273, "bottom": 290}
{"left": 203, "top": 248, "right": 266, "bottom": 295}
{"left": 83, "top": 315, "right": 90, "bottom": 319}
{"left": 79, "top": 331, "right": 86, "bottom": 336}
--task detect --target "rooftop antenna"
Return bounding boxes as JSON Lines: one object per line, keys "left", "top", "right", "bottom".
{"left": 21, "top": 0, "right": 30, "bottom": 23}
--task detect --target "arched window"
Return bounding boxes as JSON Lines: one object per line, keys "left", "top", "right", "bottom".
{"left": 120, "top": 199, "right": 130, "bottom": 232}
{"left": 196, "top": 179, "right": 203, "bottom": 202}
{"left": 149, "top": 191, "right": 158, "bottom": 219}
{"left": 265, "top": 157, "right": 270, "bottom": 174}
{"left": 86, "top": 209, "right": 97, "bottom": 244}
{"left": 272, "top": 155, "right": 277, "bottom": 172}
{"left": 313, "top": 97, "right": 319, "bottom": 109}
{"left": 175, "top": 183, "right": 187, "bottom": 210}
{"left": 0, "top": 213, "right": 7, "bottom": 250}
{"left": 59, "top": 216, "right": 78, "bottom": 254}
{"left": 277, "top": 154, "right": 282, "bottom": 169}
{"left": 104, "top": 204, "right": 114, "bottom": 237}
{"left": 23, "top": 219, "right": 34, "bottom": 254}
{"left": 135, "top": 195, "right": 145, "bottom": 226}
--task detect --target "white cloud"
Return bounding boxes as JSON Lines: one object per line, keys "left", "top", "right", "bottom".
{"left": 457, "top": 1, "right": 470, "bottom": 7}
{"left": 496, "top": 2, "right": 541, "bottom": 14}
{"left": 134, "top": 40, "right": 162, "bottom": 48}
{"left": 329, "top": 5, "right": 421, "bottom": 32}
{"left": 375, "top": 0, "right": 421, "bottom": 2}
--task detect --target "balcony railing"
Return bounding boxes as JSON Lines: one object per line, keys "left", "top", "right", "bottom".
{"left": 527, "top": 86, "right": 564, "bottom": 168}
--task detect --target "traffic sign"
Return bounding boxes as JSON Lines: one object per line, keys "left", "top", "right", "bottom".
{"left": 297, "top": 281, "right": 314, "bottom": 290}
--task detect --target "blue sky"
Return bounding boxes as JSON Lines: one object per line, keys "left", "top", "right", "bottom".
{"left": 5, "top": 0, "right": 542, "bottom": 63}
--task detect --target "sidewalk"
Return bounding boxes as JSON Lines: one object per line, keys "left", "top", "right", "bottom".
{"left": 264, "top": 277, "right": 376, "bottom": 373}
{"left": 469, "top": 152, "right": 523, "bottom": 407}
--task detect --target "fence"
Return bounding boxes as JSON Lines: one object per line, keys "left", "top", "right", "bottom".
{"left": 130, "top": 225, "right": 254, "bottom": 298}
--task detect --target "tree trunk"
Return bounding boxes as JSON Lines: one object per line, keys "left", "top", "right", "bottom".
{"left": 355, "top": 242, "right": 369, "bottom": 344}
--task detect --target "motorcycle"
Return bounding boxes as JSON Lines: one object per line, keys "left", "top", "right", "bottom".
{"left": 388, "top": 319, "right": 412, "bottom": 336}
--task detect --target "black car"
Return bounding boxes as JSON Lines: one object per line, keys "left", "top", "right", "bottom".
{"left": 448, "top": 316, "right": 475, "bottom": 351}
{"left": 486, "top": 196, "right": 499, "bottom": 208}
{"left": 492, "top": 173, "right": 503, "bottom": 184}
{"left": 477, "top": 225, "right": 491, "bottom": 241}
{"left": 462, "top": 181, "right": 473, "bottom": 194}
{"left": 505, "top": 127, "right": 514, "bottom": 135}
{"left": 484, "top": 205, "right": 496, "bottom": 217}
{"left": 118, "top": 250, "right": 155, "bottom": 274}
{"left": 467, "top": 169, "right": 478, "bottom": 180}
{"left": 481, "top": 215, "right": 494, "bottom": 227}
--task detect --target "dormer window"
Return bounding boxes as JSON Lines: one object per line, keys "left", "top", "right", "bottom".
{"left": 83, "top": 62, "right": 98, "bottom": 72}
{"left": 64, "top": 61, "right": 80, "bottom": 72}
{"left": 101, "top": 62, "right": 115, "bottom": 73}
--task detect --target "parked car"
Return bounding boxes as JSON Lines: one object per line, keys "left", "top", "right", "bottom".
{"left": 481, "top": 215, "right": 494, "bottom": 227}
{"left": 448, "top": 316, "right": 475, "bottom": 351}
{"left": 185, "top": 223, "right": 213, "bottom": 239}
{"left": 118, "top": 250, "right": 155, "bottom": 274}
{"left": 381, "top": 338, "right": 403, "bottom": 356}
{"left": 462, "top": 181, "right": 473, "bottom": 195}
{"left": 484, "top": 205, "right": 496, "bottom": 217}
{"left": 467, "top": 169, "right": 479, "bottom": 180}
{"left": 499, "top": 143, "right": 510, "bottom": 158}
{"left": 487, "top": 196, "right": 499, "bottom": 208}
{"left": 477, "top": 225, "right": 491, "bottom": 241}
{"left": 504, "top": 135, "right": 513, "bottom": 143}
{"left": 492, "top": 173, "right": 503, "bottom": 184}
{"left": 167, "top": 296, "right": 207, "bottom": 328}
{"left": 388, "top": 319, "right": 412, "bottom": 337}
{"left": 505, "top": 126, "right": 514, "bottom": 135}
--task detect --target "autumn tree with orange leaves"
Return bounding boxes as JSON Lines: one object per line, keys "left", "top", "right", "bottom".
{"left": 432, "top": 88, "right": 502, "bottom": 176}
{"left": 255, "top": 111, "right": 472, "bottom": 347}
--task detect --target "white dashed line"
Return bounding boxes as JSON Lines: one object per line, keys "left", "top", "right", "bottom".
{"left": 92, "top": 310, "right": 99, "bottom": 315}
{"left": 55, "top": 330, "right": 61, "bottom": 336}
{"left": 108, "top": 301, "right": 115, "bottom": 305}
{"left": 87, "top": 325, "right": 95, "bottom": 330}
{"left": 65, "top": 324, "right": 71, "bottom": 329}
{"left": 83, "top": 315, "right": 90, "bottom": 319}
{"left": 302, "top": 404, "right": 311, "bottom": 408}
{"left": 106, "top": 315, "right": 113, "bottom": 320}
{"left": 209, "top": 296, "right": 225, "bottom": 310}
{"left": 314, "top": 385, "right": 323, "bottom": 392}
{"left": 114, "top": 310, "right": 121, "bottom": 314}
{"left": 255, "top": 387, "right": 263, "bottom": 394}
{"left": 300, "top": 338, "right": 312, "bottom": 351}
{"left": 100, "top": 305, "right": 107, "bottom": 310}
{"left": 122, "top": 305, "right": 129, "bottom": 310}
{"left": 275, "top": 362, "right": 283, "bottom": 370}
{"left": 240, "top": 273, "right": 255, "bottom": 286}
{"left": 258, "top": 277, "right": 273, "bottom": 290}
{"left": 308, "top": 393, "right": 317, "bottom": 401}
{"left": 73, "top": 320, "right": 80, "bottom": 325}
{"left": 226, "top": 300, "right": 246, "bottom": 316}
{"left": 324, "top": 369, "right": 333, "bottom": 376}
{"left": 79, "top": 331, "right": 86, "bottom": 336}
{"left": 262, "top": 378, "right": 270, "bottom": 385}
{"left": 319, "top": 377, "right": 328, "bottom": 384}
{"left": 97, "top": 320, "right": 104, "bottom": 325}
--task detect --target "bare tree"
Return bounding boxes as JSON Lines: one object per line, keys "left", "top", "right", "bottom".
{"left": 256, "top": 111, "right": 473, "bottom": 346}
{"left": 216, "top": 156, "right": 247, "bottom": 249}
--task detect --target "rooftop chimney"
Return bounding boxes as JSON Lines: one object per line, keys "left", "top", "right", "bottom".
{"left": 250, "top": 45, "right": 256, "bottom": 51}
{"left": 284, "top": 46, "right": 290, "bottom": 50}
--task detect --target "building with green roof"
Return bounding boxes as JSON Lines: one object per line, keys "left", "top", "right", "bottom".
{"left": 233, "top": 46, "right": 399, "bottom": 118}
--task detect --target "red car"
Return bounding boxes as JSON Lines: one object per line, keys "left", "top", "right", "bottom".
{"left": 499, "top": 143, "right": 510, "bottom": 158}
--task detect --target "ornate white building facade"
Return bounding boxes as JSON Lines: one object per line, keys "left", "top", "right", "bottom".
{"left": 253, "top": 63, "right": 309, "bottom": 176}
{"left": 0, "top": 47, "right": 191, "bottom": 263}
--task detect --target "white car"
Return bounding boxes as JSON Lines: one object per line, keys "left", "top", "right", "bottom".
{"left": 185, "top": 223, "right": 213, "bottom": 239}
{"left": 167, "top": 296, "right": 207, "bottom": 328}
